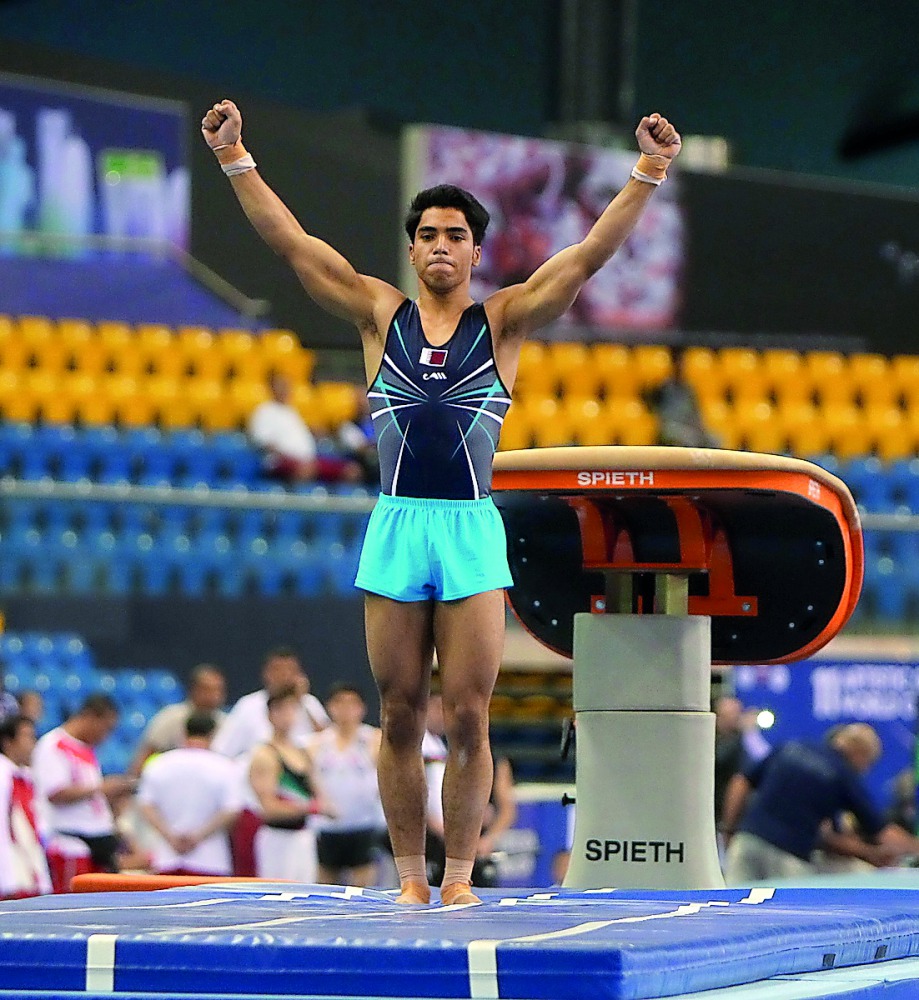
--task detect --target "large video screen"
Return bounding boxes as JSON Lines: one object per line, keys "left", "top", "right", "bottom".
{"left": 0, "top": 72, "right": 189, "bottom": 254}
{"left": 403, "top": 125, "right": 684, "bottom": 336}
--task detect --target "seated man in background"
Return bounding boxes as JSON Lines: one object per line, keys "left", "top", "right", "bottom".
{"left": 136, "top": 712, "right": 241, "bottom": 877}
{"left": 336, "top": 388, "right": 379, "bottom": 486}
{"left": 129, "top": 663, "right": 227, "bottom": 777}
{"left": 722, "top": 723, "right": 919, "bottom": 883}
{"left": 247, "top": 372, "right": 362, "bottom": 485}
{"left": 0, "top": 714, "right": 51, "bottom": 899}
{"left": 32, "top": 694, "right": 135, "bottom": 892}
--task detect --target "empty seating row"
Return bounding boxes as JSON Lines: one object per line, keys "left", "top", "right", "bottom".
{"left": 516, "top": 342, "right": 919, "bottom": 407}
{"left": 0, "top": 528, "right": 365, "bottom": 598}
{"left": 1, "top": 317, "right": 315, "bottom": 383}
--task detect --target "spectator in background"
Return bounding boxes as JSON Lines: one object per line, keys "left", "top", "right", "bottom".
{"left": 0, "top": 678, "right": 18, "bottom": 725}
{"left": 887, "top": 768, "right": 917, "bottom": 835}
{"left": 248, "top": 372, "right": 362, "bottom": 486}
{"left": 0, "top": 714, "right": 51, "bottom": 899}
{"left": 722, "top": 723, "right": 919, "bottom": 883}
{"left": 213, "top": 647, "right": 329, "bottom": 877}
{"left": 129, "top": 664, "right": 227, "bottom": 776}
{"left": 337, "top": 388, "right": 379, "bottom": 487}
{"left": 136, "top": 712, "right": 241, "bottom": 877}
{"left": 248, "top": 687, "right": 333, "bottom": 882}
{"left": 32, "top": 694, "right": 134, "bottom": 892}
{"left": 309, "top": 685, "right": 384, "bottom": 887}
{"left": 646, "top": 347, "right": 717, "bottom": 448}
{"left": 473, "top": 754, "right": 518, "bottom": 888}
{"left": 213, "top": 648, "right": 328, "bottom": 760}
{"left": 16, "top": 690, "right": 44, "bottom": 728}
{"left": 713, "top": 695, "right": 771, "bottom": 831}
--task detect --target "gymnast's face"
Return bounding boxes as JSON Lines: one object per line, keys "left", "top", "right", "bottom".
{"left": 409, "top": 207, "right": 481, "bottom": 291}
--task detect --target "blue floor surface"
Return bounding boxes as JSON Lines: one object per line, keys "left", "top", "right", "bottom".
{"left": 2, "top": 883, "right": 919, "bottom": 999}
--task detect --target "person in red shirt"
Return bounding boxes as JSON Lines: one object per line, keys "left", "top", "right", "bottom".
{"left": 0, "top": 714, "right": 51, "bottom": 899}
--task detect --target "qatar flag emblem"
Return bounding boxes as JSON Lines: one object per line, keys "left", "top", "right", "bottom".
{"left": 420, "top": 348, "right": 449, "bottom": 367}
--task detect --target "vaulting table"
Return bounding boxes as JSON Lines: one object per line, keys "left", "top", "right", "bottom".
{"left": 491, "top": 446, "right": 863, "bottom": 889}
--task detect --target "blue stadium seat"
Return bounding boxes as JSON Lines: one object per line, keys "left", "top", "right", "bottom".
{"left": 889, "top": 458, "right": 919, "bottom": 513}
{"left": 840, "top": 457, "right": 895, "bottom": 512}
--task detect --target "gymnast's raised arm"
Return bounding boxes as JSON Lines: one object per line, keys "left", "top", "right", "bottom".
{"left": 200, "top": 100, "right": 403, "bottom": 339}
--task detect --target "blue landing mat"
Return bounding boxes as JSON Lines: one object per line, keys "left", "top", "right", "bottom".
{"left": 3, "top": 884, "right": 919, "bottom": 999}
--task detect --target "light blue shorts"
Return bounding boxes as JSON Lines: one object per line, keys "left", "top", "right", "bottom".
{"left": 354, "top": 494, "right": 513, "bottom": 602}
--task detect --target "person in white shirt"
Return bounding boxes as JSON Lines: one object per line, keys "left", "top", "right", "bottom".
{"left": 129, "top": 664, "right": 227, "bottom": 777}
{"left": 247, "top": 372, "right": 361, "bottom": 485}
{"left": 136, "top": 712, "right": 241, "bottom": 876}
{"left": 309, "top": 685, "right": 384, "bottom": 887}
{"left": 212, "top": 647, "right": 329, "bottom": 877}
{"left": 0, "top": 714, "right": 51, "bottom": 899}
{"left": 32, "top": 694, "right": 134, "bottom": 892}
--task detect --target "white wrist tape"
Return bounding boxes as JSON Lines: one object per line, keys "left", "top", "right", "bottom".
{"left": 222, "top": 154, "right": 256, "bottom": 177}
{"left": 630, "top": 166, "right": 664, "bottom": 186}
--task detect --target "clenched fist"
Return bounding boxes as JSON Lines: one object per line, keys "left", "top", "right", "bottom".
{"left": 201, "top": 100, "right": 242, "bottom": 150}
{"left": 635, "top": 114, "right": 681, "bottom": 160}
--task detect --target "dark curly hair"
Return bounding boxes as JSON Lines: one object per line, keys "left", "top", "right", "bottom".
{"left": 404, "top": 184, "right": 490, "bottom": 245}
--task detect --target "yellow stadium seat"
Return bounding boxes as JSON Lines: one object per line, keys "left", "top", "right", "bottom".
{"left": 632, "top": 344, "right": 672, "bottom": 390}
{"left": 606, "top": 398, "right": 657, "bottom": 446}
{"left": 30, "top": 336, "right": 70, "bottom": 374}
{"left": 718, "top": 349, "right": 769, "bottom": 404}
{"left": 497, "top": 408, "right": 531, "bottom": 451}
{"left": 849, "top": 353, "right": 889, "bottom": 388}
{"left": 562, "top": 396, "right": 610, "bottom": 446}
{"left": 699, "top": 397, "right": 734, "bottom": 444}
{"left": 768, "top": 349, "right": 812, "bottom": 405}
{"left": 681, "top": 347, "right": 724, "bottom": 402}
{"left": 216, "top": 329, "right": 265, "bottom": 381}
{"left": 314, "top": 381, "right": 360, "bottom": 427}
{"left": 16, "top": 315, "right": 54, "bottom": 345}
{"left": 3, "top": 371, "right": 53, "bottom": 424}
{"left": 863, "top": 405, "right": 908, "bottom": 460}
{"left": 761, "top": 349, "right": 803, "bottom": 383}
{"left": 823, "top": 403, "right": 872, "bottom": 459}
{"left": 0, "top": 326, "right": 28, "bottom": 372}
{"left": 146, "top": 376, "right": 195, "bottom": 429}
{"left": 893, "top": 355, "right": 919, "bottom": 409}
{"left": 732, "top": 399, "right": 777, "bottom": 450}
{"left": 183, "top": 380, "right": 225, "bottom": 430}
{"left": 546, "top": 342, "right": 590, "bottom": 381}
{"left": 292, "top": 384, "right": 326, "bottom": 432}
{"left": 593, "top": 343, "right": 636, "bottom": 398}
{"left": 177, "top": 326, "right": 216, "bottom": 379}
{"left": 558, "top": 357, "right": 602, "bottom": 398}
{"left": 135, "top": 325, "right": 180, "bottom": 378}
{"left": 806, "top": 352, "right": 853, "bottom": 406}
{"left": 72, "top": 374, "right": 117, "bottom": 426}
{"left": 259, "top": 329, "right": 315, "bottom": 383}
{"left": 229, "top": 380, "right": 270, "bottom": 424}
{"left": 41, "top": 374, "right": 83, "bottom": 424}
{"left": 110, "top": 376, "right": 155, "bottom": 428}
{"left": 520, "top": 396, "right": 574, "bottom": 447}
{"left": 513, "top": 342, "right": 556, "bottom": 398}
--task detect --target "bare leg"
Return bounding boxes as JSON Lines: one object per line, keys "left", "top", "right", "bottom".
{"left": 435, "top": 589, "right": 506, "bottom": 869}
{"left": 364, "top": 593, "right": 434, "bottom": 860}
